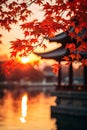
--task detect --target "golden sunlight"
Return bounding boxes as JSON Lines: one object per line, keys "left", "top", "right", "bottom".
{"left": 20, "top": 93, "right": 28, "bottom": 123}
{"left": 21, "top": 57, "right": 30, "bottom": 64}
{"left": 18, "top": 53, "right": 40, "bottom": 64}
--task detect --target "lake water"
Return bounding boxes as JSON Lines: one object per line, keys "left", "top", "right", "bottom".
{"left": 0, "top": 87, "right": 87, "bottom": 130}
{"left": 0, "top": 87, "right": 56, "bottom": 130}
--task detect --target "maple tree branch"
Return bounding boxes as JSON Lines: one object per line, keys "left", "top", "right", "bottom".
{"left": 27, "top": 37, "right": 45, "bottom": 48}
{"left": 27, "top": 0, "right": 37, "bottom": 6}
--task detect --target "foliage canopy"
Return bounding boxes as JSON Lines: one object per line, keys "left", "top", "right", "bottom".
{"left": 0, "top": 0, "right": 87, "bottom": 64}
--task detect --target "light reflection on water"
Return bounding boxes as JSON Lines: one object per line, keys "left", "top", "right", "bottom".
{"left": 0, "top": 88, "right": 56, "bottom": 130}
{"left": 20, "top": 93, "right": 28, "bottom": 123}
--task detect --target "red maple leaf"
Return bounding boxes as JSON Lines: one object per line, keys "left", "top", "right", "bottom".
{"left": 30, "top": 38, "right": 38, "bottom": 44}
{"left": 35, "top": 0, "right": 43, "bottom": 5}
{"left": 0, "top": 34, "right": 2, "bottom": 37}
{"left": 69, "top": 54, "right": 76, "bottom": 60}
{"left": 52, "top": 63, "right": 60, "bottom": 75}
{"left": 82, "top": 59, "right": 87, "bottom": 66}
{"left": 76, "top": 53, "right": 81, "bottom": 61}
{"left": 10, "top": 51, "right": 17, "bottom": 58}
{"left": 77, "top": 36, "right": 83, "bottom": 43}
{"left": 20, "top": 16, "right": 27, "bottom": 22}
{"left": 33, "top": 60, "right": 39, "bottom": 67}
{"left": 65, "top": 43, "right": 76, "bottom": 52}
{"left": 0, "top": 40, "right": 2, "bottom": 44}
{"left": 24, "top": 31, "right": 29, "bottom": 37}
{"left": 62, "top": 56, "right": 70, "bottom": 61}
{"left": 41, "top": 44, "right": 47, "bottom": 50}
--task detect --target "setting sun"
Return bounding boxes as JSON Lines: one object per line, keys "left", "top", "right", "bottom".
{"left": 18, "top": 53, "right": 41, "bottom": 64}
{"left": 21, "top": 57, "right": 30, "bottom": 64}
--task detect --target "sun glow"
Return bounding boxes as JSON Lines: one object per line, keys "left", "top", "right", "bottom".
{"left": 21, "top": 57, "right": 30, "bottom": 64}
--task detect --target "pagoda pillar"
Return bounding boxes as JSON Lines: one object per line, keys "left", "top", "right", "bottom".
{"left": 69, "top": 62, "right": 73, "bottom": 86}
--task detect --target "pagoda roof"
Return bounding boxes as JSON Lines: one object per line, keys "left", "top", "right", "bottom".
{"left": 48, "top": 27, "right": 74, "bottom": 45}
{"left": 48, "top": 28, "right": 87, "bottom": 45}
{"left": 35, "top": 28, "right": 87, "bottom": 60}
{"left": 35, "top": 47, "right": 87, "bottom": 61}
{"left": 35, "top": 47, "right": 68, "bottom": 60}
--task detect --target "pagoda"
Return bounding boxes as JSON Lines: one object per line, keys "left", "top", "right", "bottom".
{"left": 35, "top": 28, "right": 87, "bottom": 117}
{"left": 35, "top": 27, "right": 87, "bottom": 90}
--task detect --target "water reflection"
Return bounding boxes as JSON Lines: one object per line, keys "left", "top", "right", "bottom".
{"left": 20, "top": 93, "right": 28, "bottom": 123}
{"left": 0, "top": 88, "right": 87, "bottom": 130}
{"left": 0, "top": 88, "right": 56, "bottom": 130}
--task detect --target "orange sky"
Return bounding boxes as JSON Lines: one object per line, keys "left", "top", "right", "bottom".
{"left": 0, "top": 1, "right": 60, "bottom": 63}
{"left": 0, "top": 24, "right": 61, "bottom": 63}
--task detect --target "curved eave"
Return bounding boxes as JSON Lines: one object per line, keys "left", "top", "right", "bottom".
{"left": 48, "top": 32, "right": 72, "bottom": 45}
{"left": 35, "top": 47, "right": 87, "bottom": 61}
{"left": 34, "top": 47, "right": 68, "bottom": 60}
{"left": 49, "top": 32, "right": 67, "bottom": 41}
{"left": 48, "top": 27, "right": 74, "bottom": 44}
{"left": 48, "top": 28, "right": 87, "bottom": 45}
